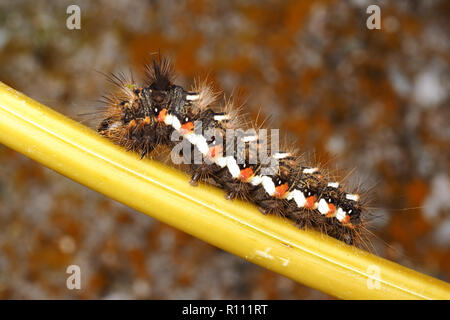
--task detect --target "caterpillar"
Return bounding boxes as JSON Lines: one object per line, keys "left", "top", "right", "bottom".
{"left": 96, "top": 55, "right": 370, "bottom": 247}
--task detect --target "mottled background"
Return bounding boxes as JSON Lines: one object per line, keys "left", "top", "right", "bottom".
{"left": 0, "top": 0, "right": 449, "bottom": 299}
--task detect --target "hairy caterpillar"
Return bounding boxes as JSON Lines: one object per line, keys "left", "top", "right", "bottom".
{"left": 96, "top": 56, "right": 370, "bottom": 247}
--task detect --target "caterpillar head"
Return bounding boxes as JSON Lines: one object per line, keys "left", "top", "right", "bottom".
{"left": 340, "top": 197, "right": 362, "bottom": 225}
{"left": 144, "top": 56, "right": 198, "bottom": 119}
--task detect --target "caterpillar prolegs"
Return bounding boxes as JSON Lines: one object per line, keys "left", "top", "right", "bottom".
{"left": 97, "top": 56, "right": 370, "bottom": 246}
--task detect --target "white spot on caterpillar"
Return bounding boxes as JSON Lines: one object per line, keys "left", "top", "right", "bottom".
{"left": 213, "top": 114, "right": 229, "bottom": 121}
{"left": 336, "top": 208, "right": 346, "bottom": 222}
{"left": 164, "top": 114, "right": 174, "bottom": 126}
{"left": 318, "top": 198, "right": 329, "bottom": 215}
{"left": 261, "top": 176, "right": 276, "bottom": 195}
{"left": 171, "top": 116, "right": 181, "bottom": 130}
{"left": 186, "top": 94, "right": 200, "bottom": 101}
{"left": 196, "top": 135, "right": 209, "bottom": 155}
{"left": 242, "top": 135, "right": 258, "bottom": 143}
{"left": 255, "top": 248, "right": 274, "bottom": 260}
{"left": 346, "top": 194, "right": 360, "bottom": 202}
{"left": 328, "top": 182, "right": 339, "bottom": 188}
{"left": 215, "top": 156, "right": 227, "bottom": 168}
{"left": 249, "top": 175, "right": 263, "bottom": 186}
{"left": 226, "top": 156, "right": 241, "bottom": 178}
{"left": 303, "top": 167, "right": 318, "bottom": 174}
{"left": 186, "top": 133, "right": 198, "bottom": 145}
{"left": 287, "top": 189, "right": 307, "bottom": 207}
{"left": 273, "top": 152, "right": 291, "bottom": 159}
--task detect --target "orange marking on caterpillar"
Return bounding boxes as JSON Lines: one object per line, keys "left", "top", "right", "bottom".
{"left": 143, "top": 116, "right": 151, "bottom": 124}
{"left": 239, "top": 167, "right": 254, "bottom": 182}
{"left": 326, "top": 203, "right": 337, "bottom": 218}
{"left": 274, "top": 183, "right": 289, "bottom": 199}
{"left": 157, "top": 108, "right": 167, "bottom": 122}
{"left": 180, "top": 122, "right": 194, "bottom": 135}
{"left": 304, "top": 195, "right": 317, "bottom": 209}
{"left": 341, "top": 215, "right": 354, "bottom": 228}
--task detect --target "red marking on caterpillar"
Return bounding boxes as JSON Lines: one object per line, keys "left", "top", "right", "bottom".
{"left": 95, "top": 55, "right": 372, "bottom": 248}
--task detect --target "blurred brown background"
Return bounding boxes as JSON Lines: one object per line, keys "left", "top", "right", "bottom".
{"left": 0, "top": 0, "right": 449, "bottom": 299}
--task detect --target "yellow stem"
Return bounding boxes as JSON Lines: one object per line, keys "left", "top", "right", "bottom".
{"left": 0, "top": 81, "right": 449, "bottom": 299}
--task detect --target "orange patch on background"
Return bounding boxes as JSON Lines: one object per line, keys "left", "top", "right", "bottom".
{"left": 284, "top": 0, "right": 315, "bottom": 33}
{"left": 299, "top": 67, "right": 325, "bottom": 96}
{"left": 239, "top": 167, "right": 254, "bottom": 181}
{"left": 177, "top": 270, "right": 194, "bottom": 287}
{"left": 304, "top": 195, "right": 317, "bottom": 209}
{"left": 174, "top": 36, "right": 203, "bottom": 76}
{"left": 27, "top": 238, "right": 70, "bottom": 273}
{"left": 87, "top": 272, "right": 106, "bottom": 297}
{"left": 50, "top": 211, "right": 81, "bottom": 239}
{"left": 129, "top": 33, "right": 170, "bottom": 70}
{"left": 157, "top": 109, "right": 167, "bottom": 122}
{"left": 13, "top": 161, "right": 46, "bottom": 187}
{"left": 127, "top": 248, "right": 147, "bottom": 279}
{"left": 229, "top": 56, "right": 253, "bottom": 74}
{"left": 406, "top": 179, "right": 429, "bottom": 207}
